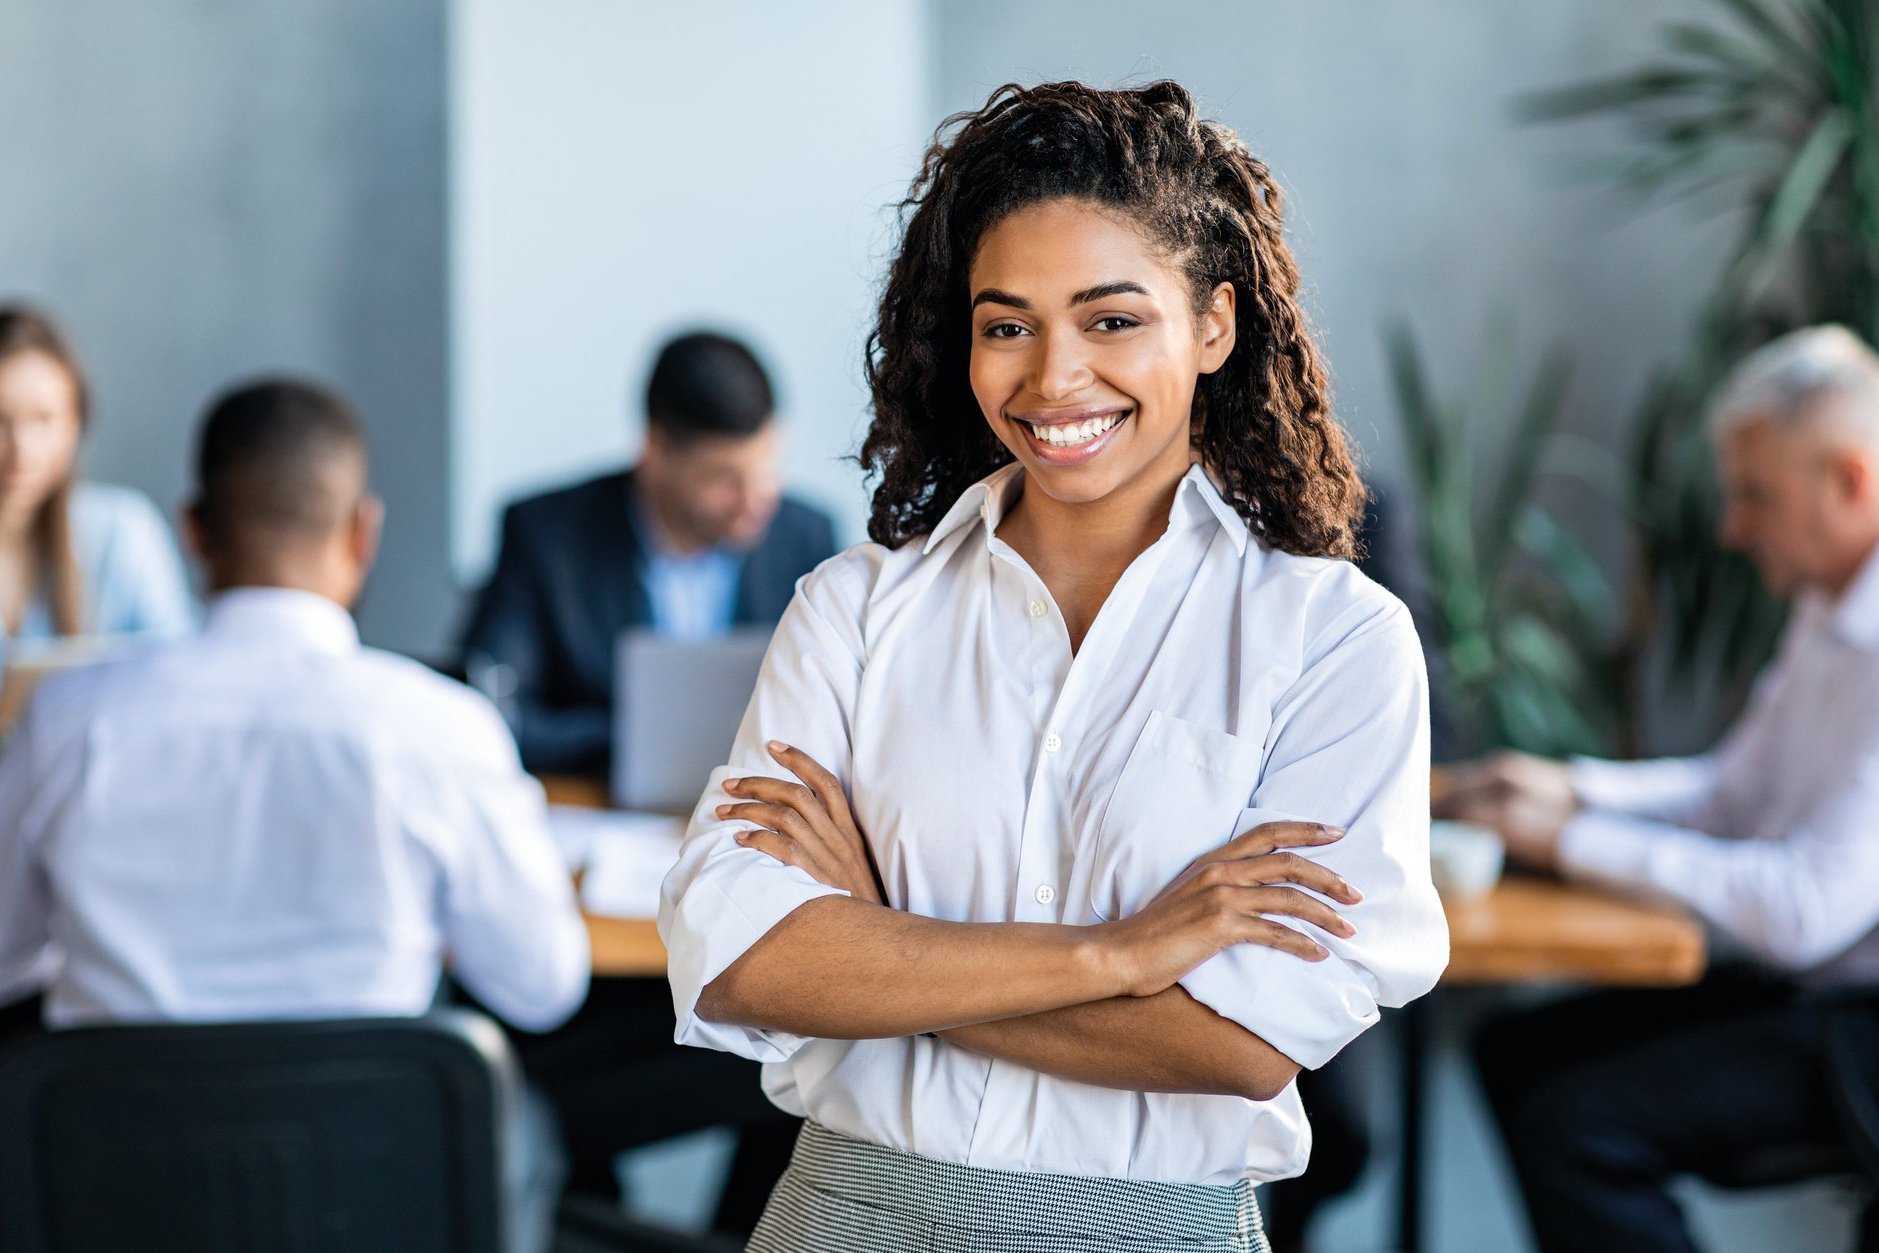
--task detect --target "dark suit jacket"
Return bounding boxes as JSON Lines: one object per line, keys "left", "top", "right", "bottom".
{"left": 458, "top": 468, "right": 838, "bottom": 774}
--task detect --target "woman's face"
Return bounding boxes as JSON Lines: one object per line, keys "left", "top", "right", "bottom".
{"left": 0, "top": 350, "right": 82, "bottom": 525}
{"left": 967, "top": 197, "right": 1234, "bottom": 511}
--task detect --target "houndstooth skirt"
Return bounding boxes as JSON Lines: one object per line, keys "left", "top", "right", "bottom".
{"left": 746, "top": 1121, "right": 1271, "bottom": 1253}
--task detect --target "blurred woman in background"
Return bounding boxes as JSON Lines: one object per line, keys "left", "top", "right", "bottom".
{"left": 0, "top": 305, "right": 193, "bottom": 650}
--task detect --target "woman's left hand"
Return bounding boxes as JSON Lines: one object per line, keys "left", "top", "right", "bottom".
{"left": 716, "top": 741, "right": 887, "bottom": 906}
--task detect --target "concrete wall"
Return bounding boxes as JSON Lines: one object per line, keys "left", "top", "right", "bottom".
{"left": 0, "top": 0, "right": 453, "bottom": 655}
{"left": 449, "top": 0, "right": 932, "bottom": 580}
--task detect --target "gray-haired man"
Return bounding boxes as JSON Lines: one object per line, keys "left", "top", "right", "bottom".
{"left": 1443, "top": 326, "right": 1879, "bottom": 1252}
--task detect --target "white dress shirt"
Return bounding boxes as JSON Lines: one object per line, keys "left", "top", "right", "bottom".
{"left": 660, "top": 463, "right": 1447, "bottom": 1186}
{"left": 0, "top": 587, "right": 589, "bottom": 1031}
{"left": 1563, "top": 541, "right": 1879, "bottom": 984}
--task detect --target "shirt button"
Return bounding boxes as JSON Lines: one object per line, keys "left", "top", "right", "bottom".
{"left": 1028, "top": 600, "right": 1047, "bottom": 619}
{"left": 1043, "top": 733, "right": 1062, "bottom": 753}
{"left": 1035, "top": 884, "right": 1057, "bottom": 905}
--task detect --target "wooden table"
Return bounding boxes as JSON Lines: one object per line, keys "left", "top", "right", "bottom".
{"left": 584, "top": 914, "right": 669, "bottom": 977}
{"left": 539, "top": 774, "right": 678, "bottom": 976}
{"left": 583, "top": 878, "right": 1707, "bottom": 982}
{"left": 1441, "top": 874, "right": 1706, "bottom": 986}
{"left": 542, "top": 773, "right": 612, "bottom": 810}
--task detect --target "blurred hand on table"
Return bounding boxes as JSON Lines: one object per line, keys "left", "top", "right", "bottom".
{"left": 1433, "top": 750, "right": 1580, "bottom": 871}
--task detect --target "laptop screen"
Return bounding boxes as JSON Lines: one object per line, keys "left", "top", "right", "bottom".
{"left": 611, "top": 627, "right": 772, "bottom": 812}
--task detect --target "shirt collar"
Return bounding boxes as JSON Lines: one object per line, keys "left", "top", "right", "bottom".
{"left": 921, "top": 461, "right": 1250, "bottom": 557}
{"left": 1829, "top": 540, "right": 1879, "bottom": 650}
{"left": 204, "top": 587, "right": 360, "bottom": 656}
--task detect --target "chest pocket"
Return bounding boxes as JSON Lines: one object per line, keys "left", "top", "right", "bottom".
{"left": 1086, "top": 710, "right": 1265, "bottom": 922}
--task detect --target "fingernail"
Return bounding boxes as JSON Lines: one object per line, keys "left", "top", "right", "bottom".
{"left": 723, "top": 778, "right": 741, "bottom": 791}
{"left": 733, "top": 831, "right": 750, "bottom": 844}
{"left": 716, "top": 805, "right": 731, "bottom": 818}
{"left": 1325, "top": 826, "right": 1347, "bottom": 837}
{"left": 767, "top": 740, "right": 788, "bottom": 754}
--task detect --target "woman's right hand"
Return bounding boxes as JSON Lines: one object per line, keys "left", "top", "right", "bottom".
{"left": 1097, "top": 820, "right": 1362, "bottom": 998}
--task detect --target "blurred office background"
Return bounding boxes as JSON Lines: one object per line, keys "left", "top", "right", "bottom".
{"left": 2, "top": 1, "right": 1730, "bottom": 656}
{"left": 1, "top": 2, "right": 1858, "bottom": 1248}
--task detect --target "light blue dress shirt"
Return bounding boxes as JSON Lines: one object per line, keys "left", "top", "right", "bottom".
{"left": 636, "top": 500, "right": 744, "bottom": 640}
{"left": 5, "top": 481, "right": 195, "bottom": 653}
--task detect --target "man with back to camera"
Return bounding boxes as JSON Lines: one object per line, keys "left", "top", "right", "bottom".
{"left": 1440, "top": 325, "right": 1879, "bottom": 1251}
{"left": 0, "top": 379, "right": 588, "bottom": 1253}
{"left": 459, "top": 329, "right": 837, "bottom": 776}
{"left": 457, "top": 330, "right": 835, "bottom": 1236}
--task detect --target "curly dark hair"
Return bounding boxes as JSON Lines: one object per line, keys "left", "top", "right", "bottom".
{"left": 860, "top": 79, "right": 1365, "bottom": 557}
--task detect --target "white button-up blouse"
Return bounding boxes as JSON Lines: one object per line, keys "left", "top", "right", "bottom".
{"left": 660, "top": 462, "right": 1447, "bottom": 1185}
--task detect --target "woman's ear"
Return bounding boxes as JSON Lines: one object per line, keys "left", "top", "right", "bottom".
{"left": 1197, "top": 282, "right": 1236, "bottom": 375}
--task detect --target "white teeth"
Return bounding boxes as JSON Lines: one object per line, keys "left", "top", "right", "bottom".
{"left": 1030, "top": 413, "right": 1122, "bottom": 448}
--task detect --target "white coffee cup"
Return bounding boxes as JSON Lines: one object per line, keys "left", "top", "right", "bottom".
{"left": 1428, "top": 819, "right": 1505, "bottom": 903}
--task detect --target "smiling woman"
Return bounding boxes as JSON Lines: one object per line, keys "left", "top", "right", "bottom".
{"left": 658, "top": 80, "right": 1447, "bottom": 1253}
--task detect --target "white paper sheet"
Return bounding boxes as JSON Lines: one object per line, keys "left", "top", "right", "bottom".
{"left": 547, "top": 805, "right": 685, "bottom": 919}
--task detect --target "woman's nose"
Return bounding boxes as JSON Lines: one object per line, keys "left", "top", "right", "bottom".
{"left": 1030, "top": 331, "right": 1093, "bottom": 400}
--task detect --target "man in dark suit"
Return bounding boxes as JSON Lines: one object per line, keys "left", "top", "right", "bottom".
{"left": 457, "top": 331, "right": 836, "bottom": 1238}
{"left": 460, "top": 330, "right": 837, "bottom": 776}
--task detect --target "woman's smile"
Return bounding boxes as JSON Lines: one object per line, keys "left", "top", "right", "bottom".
{"left": 1010, "top": 405, "right": 1132, "bottom": 463}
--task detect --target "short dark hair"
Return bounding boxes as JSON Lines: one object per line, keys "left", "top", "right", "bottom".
{"left": 193, "top": 378, "right": 367, "bottom": 551}
{"left": 644, "top": 331, "right": 775, "bottom": 443}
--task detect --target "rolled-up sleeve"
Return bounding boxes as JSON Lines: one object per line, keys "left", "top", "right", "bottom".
{"left": 1179, "top": 600, "right": 1448, "bottom": 1070}
{"left": 659, "top": 550, "right": 875, "bottom": 1062}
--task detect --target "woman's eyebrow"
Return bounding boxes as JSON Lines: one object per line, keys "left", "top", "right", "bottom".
{"left": 1069, "top": 280, "right": 1149, "bottom": 305}
{"left": 971, "top": 288, "right": 1029, "bottom": 310}
{"left": 971, "top": 280, "right": 1150, "bottom": 310}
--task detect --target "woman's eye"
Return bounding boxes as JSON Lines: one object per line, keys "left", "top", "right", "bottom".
{"left": 982, "top": 322, "right": 1029, "bottom": 340}
{"left": 1092, "top": 316, "right": 1140, "bottom": 333}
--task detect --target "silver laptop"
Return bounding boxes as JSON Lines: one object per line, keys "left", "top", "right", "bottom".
{"left": 611, "top": 627, "right": 772, "bottom": 812}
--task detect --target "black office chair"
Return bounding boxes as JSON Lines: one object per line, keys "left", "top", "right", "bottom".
{"left": 0, "top": 1009, "right": 523, "bottom": 1253}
